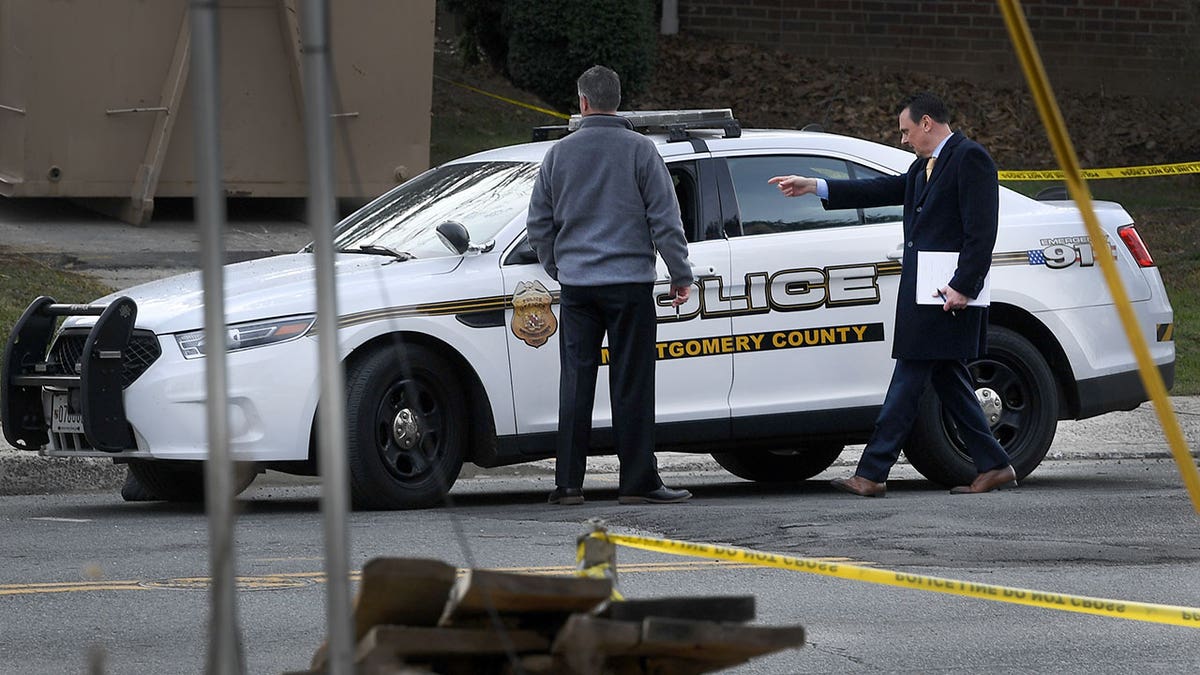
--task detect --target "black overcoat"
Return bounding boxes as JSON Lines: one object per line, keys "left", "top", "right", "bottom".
{"left": 825, "top": 132, "right": 999, "bottom": 360}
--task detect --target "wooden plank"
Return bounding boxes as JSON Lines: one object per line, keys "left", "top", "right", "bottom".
{"left": 438, "top": 569, "right": 611, "bottom": 627}
{"left": 600, "top": 596, "right": 756, "bottom": 624}
{"left": 606, "top": 655, "right": 713, "bottom": 675}
{"left": 354, "top": 558, "right": 458, "bottom": 640}
{"left": 355, "top": 625, "right": 550, "bottom": 660}
{"left": 551, "top": 614, "right": 803, "bottom": 674}
{"left": 119, "top": 8, "right": 190, "bottom": 225}
{"left": 275, "top": 0, "right": 305, "bottom": 122}
{"left": 356, "top": 650, "right": 437, "bottom": 675}
{"left": 634, "top": 616, "right": 806, "bottom": 663}
{"left": 311, "top": 557, "right": 458, "bottom": 672}
{"left": 514, "top": 654, "right": 557, "bottom": 674}
{"left": 550, "top": 614, "right": 641, "bottom": 675}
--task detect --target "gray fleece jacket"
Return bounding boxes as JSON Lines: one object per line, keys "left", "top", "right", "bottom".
{"left": 526, "top": 115, "right": 694, "bottom": 287}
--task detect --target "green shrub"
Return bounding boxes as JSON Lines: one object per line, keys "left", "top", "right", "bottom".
{"left": 503, "top": 0, "right": 658, "bottom": 112}
{"left": 443, "top": 0, "right": 509, "bottom": 70}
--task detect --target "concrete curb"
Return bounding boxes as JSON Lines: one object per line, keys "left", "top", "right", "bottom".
{"left": 0, "top": 451, "right": 129, "bottom": 496}
{"left": 3, "top": 397, "right": 1197, "bottom": 497}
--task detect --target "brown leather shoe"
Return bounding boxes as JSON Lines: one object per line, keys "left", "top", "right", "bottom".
{"left": 830, "top": 475, "right": 886, "bottom": 497}
{"left": 617, "top": 486, "right": 692, "bottom": 504}
{"left": 548, "top": 487, "right": 585, "bottom": 505}
{"left": 950, "top": 465, "right": 1018, "bottom": 494}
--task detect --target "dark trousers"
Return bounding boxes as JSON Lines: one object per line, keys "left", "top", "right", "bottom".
{"left": 856, "top": 358, "right": 1010, "bottom": 483}
{"left": 556, "top": 283, "right": 661, "bottom": 495}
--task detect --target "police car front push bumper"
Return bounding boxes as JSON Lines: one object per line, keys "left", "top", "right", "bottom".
{"left": 1, "top": 296, "right": 139, "bottom": 452}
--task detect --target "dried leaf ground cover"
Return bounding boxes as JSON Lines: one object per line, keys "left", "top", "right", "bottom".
{"left": 634, "top": 35, "right": 1200, "bottom": 172}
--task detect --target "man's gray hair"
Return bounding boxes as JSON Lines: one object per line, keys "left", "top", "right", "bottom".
{"left": 577, "top": 65, "right": 621, "bottom": 112}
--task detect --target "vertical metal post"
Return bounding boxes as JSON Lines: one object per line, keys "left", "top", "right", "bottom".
{"left": 191, "top": 1, "right": 244, "bottom": 674}
{"left": 300, "top": 1, "right": 355, "bottom": 672}
{"left": 661, "top": 0, "right": 679, "bottom": 34}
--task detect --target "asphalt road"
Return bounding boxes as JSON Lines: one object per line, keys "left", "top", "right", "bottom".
{"left": 2, "top": 457, "right": 1199, "bottom": 674}
{"left": 4, "top": 197, "right": 1200, "bottom": 672}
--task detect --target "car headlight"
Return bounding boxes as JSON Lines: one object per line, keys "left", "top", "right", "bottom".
{"left": 175, "top": 316, "right": 316, "bottom": 359}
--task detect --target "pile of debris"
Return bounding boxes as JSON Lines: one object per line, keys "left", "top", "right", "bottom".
{"left": 633, "top": 34, "right": 1200, "bottom": 171}
{"left": 291, "top": 556, "right": 805, "bottom": 674}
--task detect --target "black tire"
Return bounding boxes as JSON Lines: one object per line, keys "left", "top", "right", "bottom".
{"left": 344, "top": 344, "right": 467, "bottom": 509}
{"left": 120, "top": 470, "right": 158, "bottom": 502}
{"left": 712, "top": 443, "right": 845, "bottom": 482}
{"left": 124, "top": 461, "right": 258, "bottom": 502}
{"left": 905, "top": 326, "right": 1058, "bottom": 486}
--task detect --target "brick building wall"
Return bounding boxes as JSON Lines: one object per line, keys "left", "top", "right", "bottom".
{"left": 677, "top": 0, "right": 1199, "bottom": 98}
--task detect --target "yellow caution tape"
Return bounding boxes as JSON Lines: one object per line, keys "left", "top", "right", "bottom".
{"left": 434, "top": 72, "right": 1200, "bottom": 180}
{"left": 592, "top": 532, "right": 1200, "bottom": 629}
{"left": 999, "top": 160, "right": 1200, "bottom": 181}
{"left": 434, "top": 75, "right": 569, "bottom": 120}
{"left": 998, "top": 0, "right": 1200, "bottom": 513}
{"left": 435, "top": 76, "right": 1199, "bottom": 183}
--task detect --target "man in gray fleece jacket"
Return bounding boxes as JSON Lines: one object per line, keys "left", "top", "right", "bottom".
{"left": 527, "top": 65, "right": 694, "bottom": 506}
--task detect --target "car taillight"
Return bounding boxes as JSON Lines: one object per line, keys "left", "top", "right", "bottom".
{"left": 1117, "top": 225, "right": 1155, "bottom": 268}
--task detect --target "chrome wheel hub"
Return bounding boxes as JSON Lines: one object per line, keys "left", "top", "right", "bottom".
{"left": 391, "top": 409, "right": 422, "bottom": 450}
{"left": 975, "top": 387, "right": 1003, "bottom": 426}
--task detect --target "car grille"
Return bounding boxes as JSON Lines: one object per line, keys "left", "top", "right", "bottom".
{"left": 51, "top": 330, "right": 162, "bottom": 388}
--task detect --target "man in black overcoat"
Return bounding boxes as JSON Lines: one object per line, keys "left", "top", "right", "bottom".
{"left": 768, "top": 92, "right": 1017, "bottom": 497}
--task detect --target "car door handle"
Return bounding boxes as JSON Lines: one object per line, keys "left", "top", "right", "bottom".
{"left": 885, "top": 246, "right": 905, "bottom": 261}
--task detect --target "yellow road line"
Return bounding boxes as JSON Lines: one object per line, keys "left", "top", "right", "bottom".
{"left": 0, "top": 558, "right": 850, "bottom": 597}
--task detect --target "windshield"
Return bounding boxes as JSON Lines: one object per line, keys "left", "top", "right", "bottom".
{"left": 331, "top": 161, "right": 540, "bottom": 258}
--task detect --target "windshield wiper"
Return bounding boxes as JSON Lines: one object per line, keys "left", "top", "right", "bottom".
{"left": 343, "top": 244, "right": 415, "bottom": 262}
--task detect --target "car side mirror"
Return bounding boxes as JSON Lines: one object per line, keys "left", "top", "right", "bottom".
{"left": 436, "top": 221, "right": 471, "bottom": 255}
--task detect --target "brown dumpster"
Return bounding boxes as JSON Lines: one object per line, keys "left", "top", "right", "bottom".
{"left": 0, "top": 0, "right": 433, "bottom": 224}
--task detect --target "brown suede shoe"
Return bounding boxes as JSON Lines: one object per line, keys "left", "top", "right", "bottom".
{"left": 830, "top": 475, "right": 886, "bottom": 497}
{"left": 950, "top": 465, "right": 1018, "bottom": 494}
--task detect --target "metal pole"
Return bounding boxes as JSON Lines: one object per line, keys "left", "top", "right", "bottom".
{"left": 190, "top": 1, "right": 244, "bottom": 674}
{"left": 661, "top": 0, "right": 679, "bottom": 34}
{"left": 300, "top": 1, "right": 354, "bottom": 672}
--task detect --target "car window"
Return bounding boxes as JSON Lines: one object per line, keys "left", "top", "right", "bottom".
{"left": 669, "top": 164, "right": 703, "bottom": 243}
{"left": 726, "top": 155, "right": 860, "bottom": 235}
{"left": 725, "top": 155, "right": 904, "bottom": 235}
{"left": 505, "top": 161, "right": 704, "bottom": 266}
{"left": 852, "top": 164, "right": 905, "bottom": 225}
{"left": 333, "top": 161, "right": 540, "bottom": 258}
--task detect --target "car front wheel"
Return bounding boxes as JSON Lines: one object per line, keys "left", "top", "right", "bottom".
{"left": 712, "top": 443, "right": 845, "bottom": 482}
{"left": 344, "top": 344, "right": 467, "bottom": 509}
{"left": 904, "top": 325, "right": 1059, "bottom": 486}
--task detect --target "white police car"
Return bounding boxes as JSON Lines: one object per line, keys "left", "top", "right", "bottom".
{"left": 1, "top": 110, "right": 1174, "bottom": 508}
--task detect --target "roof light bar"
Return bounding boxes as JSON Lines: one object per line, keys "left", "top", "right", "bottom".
{"left": 532, "top": 109, "right": 741, "bottom": 142}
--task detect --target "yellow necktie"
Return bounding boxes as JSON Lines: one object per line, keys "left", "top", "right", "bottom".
{"left": 925, "top": 156, "right": 937, "bottom": 181}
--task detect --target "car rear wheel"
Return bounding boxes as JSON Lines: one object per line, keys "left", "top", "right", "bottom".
{"left": 124, "top": 461, "right": 258, "bottom": 502}
{"left": 905, "top": 326, "right": 1058, "bottom": 486}
{"left": 344, "top": 344, "right": 467, "bottom": 509}
{"left": 712, "top": 443, "right": 845, "bottom": 482}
